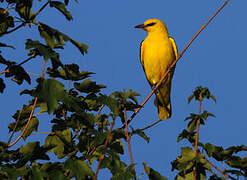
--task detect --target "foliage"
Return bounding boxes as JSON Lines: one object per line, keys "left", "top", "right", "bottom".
{"left": 0, "top": 1, "right": 142, "bottom": 179}
{"left": 0, "top": 1, "right": 246, "bottom": 180}
{"left": 172, "top": 87, "right": 247, "bottom": 179}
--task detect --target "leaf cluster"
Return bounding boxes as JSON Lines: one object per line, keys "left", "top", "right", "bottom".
{"left": 0, "top": 0, "right": 145, "bottom": 179}
{"left": 172, "top": 86, "right": 247, "bottom": 179}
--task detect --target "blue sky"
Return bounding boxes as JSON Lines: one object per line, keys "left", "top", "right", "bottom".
{"left": 1, "top": 0, "right": 247, "bottom": 179}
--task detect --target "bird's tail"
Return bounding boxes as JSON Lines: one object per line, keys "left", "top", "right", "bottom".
{"left": 154, "top": 79, "right": 172, "bottom": 120}
{"left": 157, "top": 102, "right": 171, "bottom": 120}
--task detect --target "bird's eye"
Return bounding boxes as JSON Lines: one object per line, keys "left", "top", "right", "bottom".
{"left": 146, "top": 22, "right": 156, "bottom": 27}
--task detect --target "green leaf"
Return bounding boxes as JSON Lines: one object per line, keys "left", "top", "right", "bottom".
{"left": 64, "top": 158, "right": 94, "bottom": 179}
{"left": 44, "top": 129, "right": 72, "bottom": 159}
{"left": 15, "top": 0, "right": 36, "bottom": 22}
{"left": 0, "top": 54, "right": 15, "bottom": 66}
{"left": 225, "top": 156, "right": 247, "bottom": 170}
{"left": 110, "top": 165, "right": 136, "bottom": 180}
{"left": 176, "top": 172, "right": 206, "bottom": 180}
{"left": 74, "top": 78, "right": 106, "bottom": 93}
{"left": 177, "top": 129, "right": 195, "bottom": 143}
{"left": 20, "top": 142, "right": 39, "bottom": 156}
{"left": 8, "top": 104, "right": 34, "bottom": 134}
{"left": 100, "top": 154, "right": 128, "bottom": 176}
{"left": 50, "top": 1, "right": 72, "bottom": 20}
{"left": 98, "top": 94, "right": 120, "bottom": 118}
{"left": 131, "top": 129, "right": 150, "bottom": 143}
{"left": 180, "top": 147, "right": 195, "bottom": 163}
{"left": 40, "top": 162, "right": 66, "bottom": 180}
{"left": 47, "top": 64, "right": 94, "bottom": 81}
{"left": 224, "top": 169, "right": 244, "bottom": 176}
{"left": 1, "top": 166, "right": 29, "bottom": 179}
{"left": 5, "top": 65, "right": 31, "bottom": 85}
{"left": 187, "top": 119, "right": 197, "bottom": 133}
{"left": 22, "top": 117, "right": 39, "bottom": 140}
{"left": 0, "top": 8, "right": 14, "bottom": 36}
{"left": 38, "top": 102, "right": 48, "bottom": 114}
{"left": 38, "top": 23, "right": 88, "bottom": 55}
{"left": 31, "top": 162, "right": 47, "bottom": 180}
{"left": 18, "top": 142, "right": 50, "bottom": 167}
{"left": 203, "top": 143, "right": 225, "bottom": 161}
{"left": 201, "top": 110, "right": 215, "bottom": 122}
{"left": 38, "top": 23, "right": 69, "bottom": 48}
{"left": 190, "top": 86, "right": 216, "bottom": 103}
{"left": 34, "top": 78, "right": 64, "bottom": 114}
{"left": 45, "top": 134, "right": 65, "bottom": 159}
{"left": 143, "top": 162, "right": 168, "bottom": 180}
{"left": 123, "top": 89, "right": 140, "bottom": 104}
{"left": 70, "top": 39, "right": 89, "bottom": 55}
{"left": 187, "top": 94, "right": 195, "bottom": 104}
{"left": 109, "top": 140, "right": 124, "bottom": 155}
{"left": 25, "top": 39, "right": 62, "bottom": 68}
{"left": 34, "top": 78, "right": 82, "bottom": 114}
{"left": 210, "top": 95, "right": 216, "bottom": 103}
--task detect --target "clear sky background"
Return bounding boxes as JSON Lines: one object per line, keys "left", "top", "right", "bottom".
{"left": 1, "top": 0, "right": 247, "bottom": 179}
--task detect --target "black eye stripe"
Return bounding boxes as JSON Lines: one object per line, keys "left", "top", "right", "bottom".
{"left": 146, "top": 22, "right": 156, "bottom": 27}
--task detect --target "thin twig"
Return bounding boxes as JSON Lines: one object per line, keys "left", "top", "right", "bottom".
{"left": 33, "top": 1, "right": 49, "bottom": 18}
{"left": 194, "top": 97, "right": 202, "bottom": 156}
{"left": 1, "top": 55, "right": 35, "bottom": 75}
{"left": 140, "top": 119, "right": 162, "bottom": 131}
{"left": 31, "top": 132, "right": 51, "bottom": 135}
{"left": 194, "top": 96, "right": 202, "bottom": 180}
{"left": 0, "top": 69, "right": 9, "bottom": 75}
{"left": 32, "top": 112, "right": 41, "bottom": 117}
{"left": 88, "top": 147, "right": 97, "bottom": 157}
{"left": 126, "top": 0, "right": 230, "bottom": 127}
{"left": 2, "top": 23, "right": 25, "bottom": 35}
{"left": 27, "top": 72, "right": 41, "bottom": 77}
{"left": 97, "top": 104, "right": 104, "bottom": 116}
{"left": 18, "top": 55, "right": 36, "bottom": 66}
{"left": 123, "top": 89, "right": 135, "bottom": 169}
{"left": 8, "top": 60, "right": 46, "bottom": 148}
{"left": 7, "top": 109, "right": 23, "bottom": 144}
{"left": 94, "top": 118, "right": 115, "bottom": 180}
{"left": 204, "top": 156, "right": 233, "bottom": 179}
{"left": 4, "top": 4, "right": 13, "bottom": 13}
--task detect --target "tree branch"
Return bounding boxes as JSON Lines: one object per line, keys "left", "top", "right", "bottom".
{"left": 123, "top": 89, "right": 135, "bottom": 170}
{"left": 194, "top": 96, "right": 202, "bottom": 180}
{"left": 203, "top": 155, "right": 234, "bottom": 179}
{"left": 140, "top": 119, "right": 162, "bottom": 131}
{"left": 97, "top": 104, "right": 104, "bottom": 116}
{"left": 1, "top": 23, "right": 25, "bottom": 36}
{"left": 33, "top": 1, "right": 50, "bottom": 18}
{"left": 8, "top": 60, "right": 46, "bottom": 148}
{"left": 94, "top": 118, "right": 115, "bottom": 180}
{"left": 7, "top": 109, "right": 22, "bottom": 144}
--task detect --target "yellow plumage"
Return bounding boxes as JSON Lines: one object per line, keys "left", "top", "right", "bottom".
{"left": 135, "top": 19, "right": 178, "bottom": 120}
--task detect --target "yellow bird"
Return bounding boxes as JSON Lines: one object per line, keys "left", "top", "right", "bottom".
{"left": 135, "top": 19, "right": 178, "bottom": 120}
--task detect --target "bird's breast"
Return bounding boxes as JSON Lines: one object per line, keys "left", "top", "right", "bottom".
{"left": 142, "top": 38, "right": 175, "bottom": 85}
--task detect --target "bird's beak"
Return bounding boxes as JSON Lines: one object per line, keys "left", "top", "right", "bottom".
{"left": 135, "top": 24, "right": 146, "bottom": 29}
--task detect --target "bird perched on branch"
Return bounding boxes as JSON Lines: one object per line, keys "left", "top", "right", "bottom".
{"left": 135, "top": 19, "right": 178, "bottom": 120}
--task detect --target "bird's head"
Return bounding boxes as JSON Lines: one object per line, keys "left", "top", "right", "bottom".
{"left": 135, "top": 19, "right": 168, "bottom": 34}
